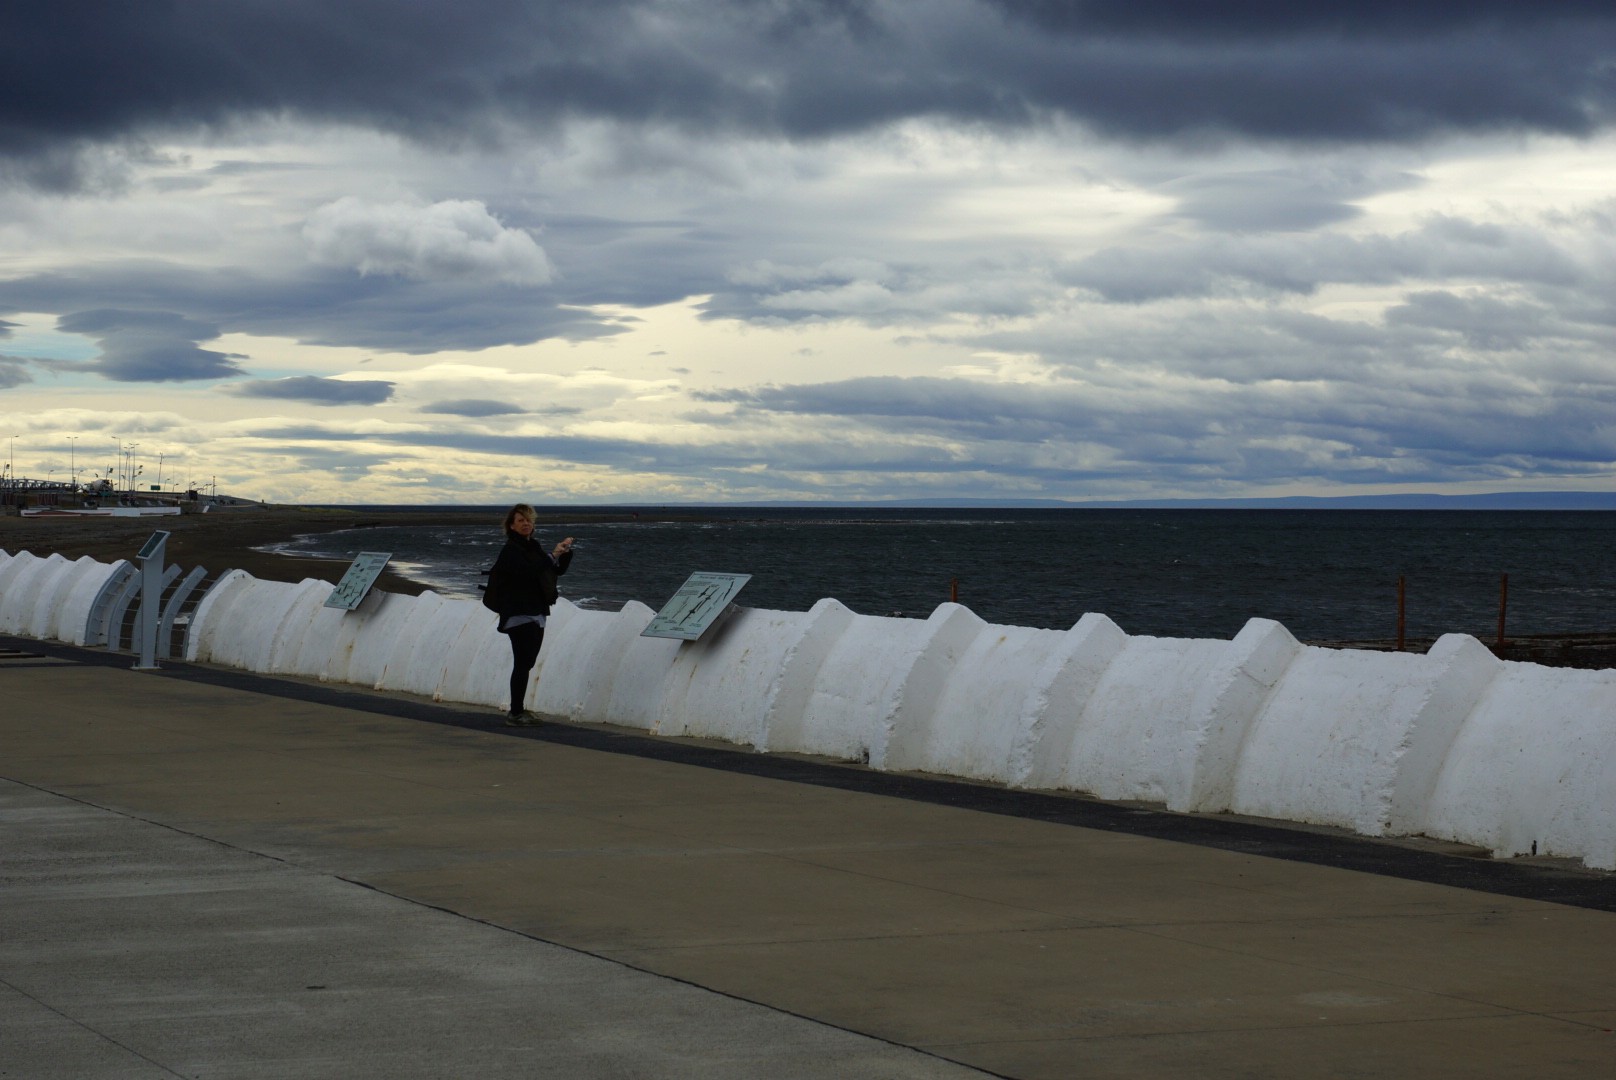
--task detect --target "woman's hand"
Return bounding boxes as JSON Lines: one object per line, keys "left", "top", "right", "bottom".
{"left": 553, "top": 537, "right": 575, "bottom": 558}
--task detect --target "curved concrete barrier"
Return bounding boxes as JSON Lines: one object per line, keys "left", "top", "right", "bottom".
{"left": 0, "top": 550, "right": 129, "bottom": 646}
{"left": 4, "top": 551, "right": 1613, "bottom": 870}
{"left": 1422, "top": 659, "right": 1616, "bottom": 868}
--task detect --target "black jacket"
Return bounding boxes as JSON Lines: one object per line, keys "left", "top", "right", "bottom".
{"left": 488, "top": 532, "right": 572, "bottom": 627}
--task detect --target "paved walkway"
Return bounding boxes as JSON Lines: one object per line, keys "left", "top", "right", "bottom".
{"left": 3, "top": 638, "right": 1614, "bottom": 1078}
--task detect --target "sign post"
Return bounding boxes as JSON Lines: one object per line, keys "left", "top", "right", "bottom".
{"left": 641, "top": 572, "right": 751, "bottom": 641}
{"left": 132, "top": 530, "right": 170, "bottom": 670}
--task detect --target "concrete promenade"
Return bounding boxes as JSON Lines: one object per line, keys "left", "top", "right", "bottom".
{"left": 4, "top": 636, "right": 1615, "bottom": 1078}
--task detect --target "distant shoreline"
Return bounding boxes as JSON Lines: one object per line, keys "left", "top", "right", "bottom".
{"left": 0, "top": 504, "right": 679, "bottom": 595}
{"left": 0, "top": 506, "right": 487, "bottom": 595}
{"left": 297, "top": 494, "right": 1616, "bottom": 511}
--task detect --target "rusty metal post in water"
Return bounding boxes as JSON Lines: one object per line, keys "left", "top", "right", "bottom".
{"left": 950, "top": 577, "right": 959, "bottom": 604}
{"left": 1497, "top": 572, "right": 1509, "bottom": 649}
{"left": 1396, "top": 576, "right": 1406, "bottom": 651}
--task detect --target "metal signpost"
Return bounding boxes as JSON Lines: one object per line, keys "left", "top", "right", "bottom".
{"left": 640, "top": 572, "right": 751, "bottom": 641}
{"left": 132, "top": 530, "right": 170, "bottom": 670}
{"left": 324, "top": 552, "right": 392, "bottom": 611}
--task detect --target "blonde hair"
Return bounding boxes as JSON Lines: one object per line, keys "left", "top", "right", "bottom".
{"left": 503, "top": 503, "right": 536, "bottom": 532}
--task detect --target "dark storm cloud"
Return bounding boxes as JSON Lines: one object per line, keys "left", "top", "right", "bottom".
{"left": 6, "top": 1, "right": 1616, "bottom": 189}
{"left": 707, "top": 377, "right": 1093, "bottom": 430}
{"left": 992, "top": 1, "right": 1615, "bottom": 36}
{"left": 1060, "top": 217, "right": 1587, "bottom": 302}
{"left": 259, "top": 277, "right": 629, "bottom": 354}
{"left": 0, "top": 265, "right": 638, "bottom": 361}
{"left": 700, "top": 355, "right": 1616, "bottom": 482}
{"left": 283, "top": 446, "right": 397, "bottom": 477}
{"left": 1384, "top": 291, "right": 1564, "bottom": 352}
{"left": 254, "top": 402, "right": 1575, "bottom": 491}
{"left": 244, "top": 293, "right": 1616, "bottom": 490}
{"left": 55, "top": 309, "right": 246, "bottom": 381}
{"left": 0, "top": 356, "right": 33, "bottom": 389}
{"left": 0, "top": 318, "right": 23, "bottom": 386}
{"left": 1161, "top": 167, "right": 1423, "bottom": 233}
{"left": 418, "top": 399, "right": 528, "bottom": 417}
{"left": 416, "top": 400, "right": 585, "bottom": 417}
{"left": 248, "top": 421, "right": 1017, "bottom": 479}
{"left": 231, "top": 376, "right": 395, "bottom": 406}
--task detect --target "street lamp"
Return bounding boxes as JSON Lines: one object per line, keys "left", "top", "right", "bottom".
{"left": 67, "top": 436, "right": 78, "bottom": 490}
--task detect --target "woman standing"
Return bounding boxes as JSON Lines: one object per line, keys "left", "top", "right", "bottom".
{"left": 487, "top": 503, "right": 574, "bottom": 726}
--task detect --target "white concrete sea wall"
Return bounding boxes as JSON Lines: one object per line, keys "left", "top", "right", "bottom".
{"left": 0, "top": 549, "right": 129, "bottom": 646}
{"left": 526, "top": 600, "right": 663, "bottom": 725}
{"left": 1421, "top": 660, "right": 1616, "bottom": 869}
{"left": 4, "top": 551, "right": 1614, "bottom": 870}
{"left": 881, "top": 614, "right": 1071, "bottom": 784}
{"left": 184, "top": 573, "right": 509, "bottom": 710}
{"left": 1221, "top": 632, "right": 1499, "bottom": 837}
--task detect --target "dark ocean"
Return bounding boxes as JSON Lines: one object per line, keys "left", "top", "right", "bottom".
{"left": 265, "top": 508, "right": 1616, "bottom": 642}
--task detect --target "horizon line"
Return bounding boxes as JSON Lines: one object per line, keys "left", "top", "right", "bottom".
{"left": 295, "top": 490, "right": 1616, "bottom": 511}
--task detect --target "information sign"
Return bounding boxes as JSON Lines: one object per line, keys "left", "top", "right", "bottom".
{"left": 137, "top": 530, "right": 171, "bottom": 560}
{"left": 324, "top": 551, "right": 392, "bottom": 610}
{"left": 132, "top": 531, "right": 172, "bottom": 670}
{"left": 640, "top": 572, "right": 751, "bottom": 640}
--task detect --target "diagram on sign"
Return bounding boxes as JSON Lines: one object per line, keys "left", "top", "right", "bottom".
{"left": 324, "top": 552, "right": 392, "bottom": 610}
{"left": 641, "top": 572, "right": 751, "bottom": 640}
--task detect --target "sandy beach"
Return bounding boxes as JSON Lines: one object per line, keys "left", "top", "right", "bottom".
{"left": 0, "top": 506, "right": 496, "bottom": 596}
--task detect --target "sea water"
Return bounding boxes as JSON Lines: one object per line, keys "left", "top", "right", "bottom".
{"left": 263, "top": 508, "right": 1616, "bottom": 642}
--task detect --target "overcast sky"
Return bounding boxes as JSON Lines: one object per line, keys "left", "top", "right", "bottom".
{"left": 3, "top": 1, "right": 1616, "bottom": 504}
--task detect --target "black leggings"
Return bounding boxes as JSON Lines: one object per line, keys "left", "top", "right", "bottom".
{"left": 506, "top": 622, "right": 546, "bottom": 714}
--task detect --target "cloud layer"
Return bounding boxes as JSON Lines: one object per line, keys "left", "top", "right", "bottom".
{"left": 2, "top": 2, "right": 1615, "bottom": 503}
{"left": 6, "top": 1, "right": 1615, "bottom": 184}
{"left": 231, "top": 376, "right": 396, "bottom": 406}
{"left": 303, "top": 198, "right": 554, "bottom": 285}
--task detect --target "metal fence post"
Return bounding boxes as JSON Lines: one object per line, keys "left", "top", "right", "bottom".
{"left": 133, "top": 530, "right": 170, "bottom": 670}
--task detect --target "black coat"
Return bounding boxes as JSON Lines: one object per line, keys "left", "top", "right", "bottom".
{"left": 488, "top": 532, "right": 571, "bottom": 628}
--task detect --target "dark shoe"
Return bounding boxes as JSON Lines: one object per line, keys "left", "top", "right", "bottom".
{"left": 505, "top": 711, "right": 541, "bottom": 727}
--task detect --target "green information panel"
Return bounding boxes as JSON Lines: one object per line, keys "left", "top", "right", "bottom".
{"left": 137, "top": 530, "right": 171, "bottom": 560}
{"left": 641, "top": 572, "right": 751, "bottom": 640}
{"left": 324, "top": 551, "right": 392, "bottom": 610}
